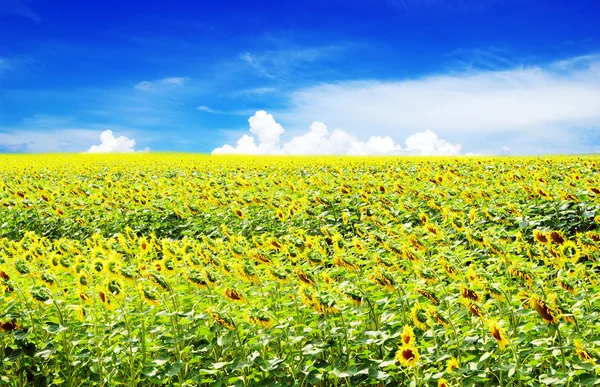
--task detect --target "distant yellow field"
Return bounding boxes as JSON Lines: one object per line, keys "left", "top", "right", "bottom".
{"left": 0, "top": 154, "right": 599, "bottom": 386}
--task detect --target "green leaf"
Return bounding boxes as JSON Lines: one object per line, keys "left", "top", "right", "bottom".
{"left": 212, "top": 362, "right": 230, "bottom": 369}
{"left": 479, "top": 352, "right": 492, "bottom": 362}
{"left": 577, "top": 376, "right": 600, "bottom": 385}
{"left": 166, "top": 361, "right": 182, "bottom": 377}
{"left": 45, "top": 323, "right": 67, "bottom": 334}
{"left": 151, "top": 355, "right": 171, "bottom": 366}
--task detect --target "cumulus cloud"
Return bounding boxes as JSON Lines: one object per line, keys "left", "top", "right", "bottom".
{"left": 276, "top": 54, "right": 600, "bottom": 154}
{"left": 134, "top": 77, "right": 189, "bottom": 92}
{"left": 212, "top": 111, "right": 461, "bottom": 155}
{"left": 86, "top": 130, "right": 147, "bottom": 153}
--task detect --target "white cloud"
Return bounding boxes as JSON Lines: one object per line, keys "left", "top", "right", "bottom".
{"left": 276, "top": 54, "right": 600, "bottom": 154}
{"left": 86, "top": 130, "right": 145, "bottom": 153}
{"left": 197, "top": 106, "right": 227, "bottom": 114}
{"left": 239, "top": 45, "right": 344, "bottom": 78}
{"left": 134, "top": 77, "right": 189, "bottom": 92}
{"left": 0, "top": 128, "right": 98, "bottom": 153}
{"left": 212, "top": 110, "right": 461, "bottom": 155}
{"left": 227, "top": 87, "right": 277, "bottom": 97}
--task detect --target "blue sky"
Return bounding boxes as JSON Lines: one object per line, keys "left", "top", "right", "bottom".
{"left": 0, "top": 0, "right": 599, "bottom": 154}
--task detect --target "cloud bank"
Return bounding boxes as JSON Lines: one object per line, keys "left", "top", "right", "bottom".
{"left": 86, "top": 130, "right": 147, "bottom": 153}
{"left": 212, "top": 111, "right": 462, "bottom": 155}
{"left": 273, "top": 54, "right": 600, "bottom": 155}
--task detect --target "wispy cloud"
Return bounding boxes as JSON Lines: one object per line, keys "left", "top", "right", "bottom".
{"left": 134, "top": 77, "right": 190, "bottom": 92}
{"left": 226, "top": 87, "right": 277, "bottom": 97}
{"left": 213, "top": 110, "right": 462, "bottom": 155}
{"left": 197, "top": 106, "right": 259, "bottom": 116}
{"left": 239, "top": 45, "right": 344, "bottom": 78}
{"left": 197, "top": 105, "right": 229, "bottom": 114}
{"left": 0, "top": 0, "right": 40, "bottom": 21}
{"left": 240, "top": 52, "right": 274, "bottom": 78}
{"left": 277, "top": 53, "right": 600, "bottom": 154}
{"left": 446, "top": 47, "right": 521, "bottom": 72}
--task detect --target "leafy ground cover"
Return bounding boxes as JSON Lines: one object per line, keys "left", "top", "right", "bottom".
{"left": 0, "top": 154, "right": 599, "bottom": 386}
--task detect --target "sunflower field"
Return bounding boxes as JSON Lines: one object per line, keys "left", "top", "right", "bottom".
{"left": 0, "top": 154, "right": 599, "bottom": 387}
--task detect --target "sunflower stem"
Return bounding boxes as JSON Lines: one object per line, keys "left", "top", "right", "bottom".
{"left": 555, "top": 324, "right": 567, "bottom": 374}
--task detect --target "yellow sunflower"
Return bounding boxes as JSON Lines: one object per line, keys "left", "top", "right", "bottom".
{"left": 395, "top": 345, "right": 420, "bottom": 367}
{"left": 488, "top": 319, "right": 509, "bottom": 350}
{"left": 400, "top": 325, "right": 416, "bottom": 346}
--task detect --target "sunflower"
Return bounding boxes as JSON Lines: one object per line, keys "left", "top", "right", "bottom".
{"left": 249, "top": 250, "right": 272, "bottom": 265}
{"left": 352, "top": 238, "right": 366, "bottom": 254}
{"left": 79, "top": 292, "right": 92, "bottom": 304}
{"left": 400, "top": 325, "right": 416, "bottom": 346}
{"left": 233, "top": 208, "right": 244, "bottom": 219}
{"left": 450, "top": 213, "right": 465, "bottom": 232}
{"left": 207, "top": 308, "right": 235, "bottom": 330}
{"left": 446, "top": 357, "right": 459, "bottom": 373}
{"left": 97, "top": 289, "right": 113, "bottom": 309}
{"left": 424, "top": 222, "right": 442, "bottom": 238}
{"left": 411, "top": 302, "right": 428, "bottom": 330}
{"left": 0, "top": 319, "right": 21, "bottom": 332}
{"left": 268, "top": 267, "right": 288, "bottom": 283}
{"left": 428, "top": 305, "right": 450, "bottom": 328}
{"left": 334, "top": 255, "right": 358, "bottom": 271}
{"left": 73, "top": 305, "right": 86, "bottom": 322}
{"left": 237, "top": 262, "right": 260, "bottom": 284}
{"left": 460, "top": 285, "right": 481, "bottom": 303}
{"left": 294, "top": 267, "right": 315, "bottom": 286}
{"left": 560, "top": 240, "right": 580, "bottom": 261}
{"left": 438, "top": 379, "right": 451, "bottom": 387}
{"left": 138, "top": 285, "right": 160, "bottom": 305}
{"left": 342, "top": 211, "right": 349, "bottom": 225}
{"left": 574, "top": 340, "right": 596, "bottom": 365}
{"left": 224, "top": 288, "right": 246, "bottom": 302}
{"left": 371, "top": 270, "right": 396, "bottom": 291}
{"left": 533, "top": 230, "right": 549, "bottom": 244}
{"left": 138, "top": 238, "right": 151, "bottom": 255}
{"left": 91, "top": 258, "right": 106, "bottom": 275}
{"left": 187, "top": 269, "right": 209, "bottom": 288}
{"left": 530, "top": 295, "right": 557, "bottom": 324}
{"left": 343, "top": 290, "right": 362, "bottom": 306}
{"left": 465, "top": 301, "right": 485, "bottom": 320}
{"left": 30, "top": 287, "right": 52, "bottom": 303}
{"left": 408, "top": 234, "right": 426, "bottom": 251}
{"left": 268, "top": 238, "right": 283, "bottom": 250}
{"left": 488, "top": 319, "right": 509, "bottom": 350}
{"left": 395, "top": 344, "right": 420, "bottom": 367}
{"left": 106, "top": 278, "right": 124, "bottom": 297}
{"left": 548, "top": 231, "right": 566, "bottom": 245}
{"left": 416, "top": 288, "right": 439, "bottom": 305}
{"left": 310, "top": 293, "right": 339, "bottom": 315}
{"left": 246, "top": 312, "right": 273, "bottom": 329}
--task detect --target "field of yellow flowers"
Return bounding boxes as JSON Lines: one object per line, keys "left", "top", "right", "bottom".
{"left": 0, "top": 154, "right": 599, "bottom": 386}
